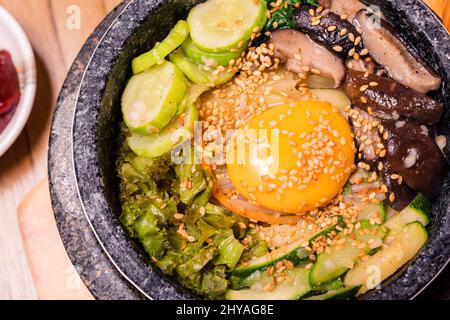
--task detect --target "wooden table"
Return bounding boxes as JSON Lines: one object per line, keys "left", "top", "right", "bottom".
{"left": 0, "top": 0, "right": 121, "bottom": 300}
{"left": 0, "top": 0, "right": 447, "bottom": 300}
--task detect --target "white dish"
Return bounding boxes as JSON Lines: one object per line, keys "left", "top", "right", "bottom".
{"left": 0, "top": 6, "right": 36, "bottom": 157}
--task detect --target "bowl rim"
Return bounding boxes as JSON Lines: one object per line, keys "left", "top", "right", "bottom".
{"left": 68, "top": 0, "right": 450, "bottom": 300}
{"left": 0, "top": 6, "right": 36, "bottom": 157}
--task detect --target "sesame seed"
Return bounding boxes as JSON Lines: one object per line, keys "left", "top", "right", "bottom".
{"left": 348, "top": 33, "right": 355, "bottom": 42}
{"left": 348, "top": 48, "right": 356, "bottom": 57}
{"left": 327, "top": 25, "right": 337, "bottom": 32}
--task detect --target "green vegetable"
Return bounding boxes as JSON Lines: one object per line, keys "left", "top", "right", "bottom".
{"left": 264, "top": 0, "right": 318, "bottom": 32}
{"left": 226, "top": 268, "right": 311, "bottom": 300}
{"left": 187, "top": 0, "right": 267, "bottom": 53}
{"left": 384, "top": 194, "right": 431, "bottom": 243}
{"left": 122, "top": 61, "right": 188, "bottom": 135}
{"left": 309, "top": 221, "right": 386, "bottom": 287}
{"left": 201, "top": 270, "right": 229, "bottom": 298}
{"left": 175, "top": 162, "right": 208, "bottom": 205}
{"left": 176, "top": 245, "right": 219, "bottom": 278}
{"left": 303, "top": 286, "right": 360, "bottom": 300}
{"left": 127, "top": 104, "right": 198, "bottom": 159}
{"left": 214, "top": 230, "right": 245, "bottom": 269}
{"left": 169, "top": 49, "right": 237, "bottom": 86}
{"left": 181, "top": 36, "right": 244, "bottom": 67}
{"left": 141, "top": 232, "right": 167, "bottom": 259}
{"left": 156, "top": 251, "right": 182, "bottom": 275}
{"left": 204, "top": 203, "right": 236, "bottom": 229}
{"left": 132, "top": 20, "right": 190, "bottom": 74}
{"left": 344, "top": 222, "right": 428, "bottom": 296}
{"left": 134, "top": 211, "right": 161, "bottom": 239}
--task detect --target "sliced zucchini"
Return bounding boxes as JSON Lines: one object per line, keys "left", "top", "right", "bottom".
{"left": 304, "top": 286, "right": 361, "bottom": 300}
{"left": 344, "top": 222, "right": 428, "bottom": 295}
{"left": 309, "top": 221, "right": 386, "bottom": 287}
{"left": 127, "top": 104, "right": 198, "bottom": 159}
{"left": 175, "top": 83, "right": 209, "bottom": 116}
{"left": 181, "top": 37, "right": 244, "bottom": 67}
{"left": 122, "top": 61, "right": 188, "bottom": 135}
{"left": 226, "top": 268, "right": 311, "bottom": 300}
{"left": 309, "top": 89, "right": 351, "bottom": 114}
{"left": 384, "top": 194, "right": 431, "bottom": 243}
{"left": 132, "top": 20, "right": 190, "bottom": 74}
{"left": 358, "top": 202, "right": 386, "bottom": 223}
{"left": 314, "top": 277, "right": 344, "bottom": 291}
{"left": 169, "top": 49, "right": 237, "bottom": 86}
{"left": 188, "top": 0, "right": 267, "bottom": 53}
{"left": 232, "top": 224, "right": 341, "bottom": 279}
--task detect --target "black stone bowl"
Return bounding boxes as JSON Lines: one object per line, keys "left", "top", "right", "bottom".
{"left": 49, "top": 0, "right": 450, "bottom": 300}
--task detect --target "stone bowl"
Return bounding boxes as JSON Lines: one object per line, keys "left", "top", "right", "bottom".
{"left": 49, "top": 0, "right": 450, "bottom": 300}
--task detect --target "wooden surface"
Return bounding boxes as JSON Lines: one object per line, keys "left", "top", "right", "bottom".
{"left": 0, "top": 0, "right": 120, "bottom": 300}
{"left": 0, "top": 0, "right": 447, "bottom": 300}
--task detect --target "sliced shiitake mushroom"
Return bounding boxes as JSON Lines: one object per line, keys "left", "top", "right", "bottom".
{"left": 354, "top": 9, "right": 442, "bottom": 93}
{"left": 270, "top": 29, "right": 345, "bottom": 88}
{"left": 345, "top": 70, "right": 443, "bottom": 125}
{"left": 293, "top": 3, "right": 364, "bottom": 60}
{"left": 382, "top": 120, "right": 445, "bottom": 201}
{"left": 380, "top": 161, "right": 416, "bottom": 211}
{"left": 319, "top": 0, "right": 367, "bottom": 21}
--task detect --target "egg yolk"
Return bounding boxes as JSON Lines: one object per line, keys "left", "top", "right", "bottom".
{"left": 227, "top": 100, "right": 356, "bottom": 214}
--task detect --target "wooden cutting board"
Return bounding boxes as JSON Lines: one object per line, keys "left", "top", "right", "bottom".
{"left": 16, "top": 0, "right": 449, "bottom": 300}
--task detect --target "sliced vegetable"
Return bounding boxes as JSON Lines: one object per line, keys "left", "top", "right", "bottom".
{"left": 188, "top": 0, "right": 267, "bottom": 53}
{"left": 358, "top": 202, "right": 386, "bottom": 223}
{"left": 304, "top": 286, "right": 360, "bottom": 300}
{"left": 170, "top": 49, "right": 237, "bottom": 86}
{"left": 384, "top": 194, "right": 430, "bottom": 243}
{"left": 175, "top": 162, "right": 209, "bottom": 206}
{"left": 232, "top": 224, "right": 341, "bottom": 279}
{"left": 226, "top": 268, "right": 311, "bottom": 300}
{"left": 132, "top": 20, "right": 190, "bottom": 74}
{"left": 214, "top": 230, "right": 245, "bottom": 269}
{"left": 176, "top": 245, "right": 218, "bottom": 278}
{"left": 122, "top": 61, "right": 188, "bottom": 135}
{"left": 127, "top": 104, "right": 198, "bottom": 159}
{"left": 309, "top": 221, "right": 386, "bottom": 287}
{"left": 181, "top": 37, "right": 243, "bottom": 67}
{"left": 344, "top": 222, "right": 428, "bottom": 295}
{"left": 313, "top": 277, "right": 343, "bottom": 291}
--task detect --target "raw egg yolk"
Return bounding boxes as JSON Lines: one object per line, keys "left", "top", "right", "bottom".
{"left": 227, "top": 100, "right": 356, "bottom": 214}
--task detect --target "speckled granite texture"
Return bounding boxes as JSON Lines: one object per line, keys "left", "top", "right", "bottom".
{"left": 49, "top": 0, "right": 450, "bottom": 300}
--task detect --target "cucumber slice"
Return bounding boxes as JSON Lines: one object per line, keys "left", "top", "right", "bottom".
{"left": 358, "top": 202, "right": 386, "bottom": 223}
{"left": 122, "top": 61, "right": 188, "bottom": 135}
{"left": 344, "top": 222, "right": 428, "bottom": 295}
{"left": 232, "top": 224, "right": 342, "bottom": 279}
{"left": 132, "top": 20, "right": 190, "bottom": 74}
{"left": 188, "top": 0, "right": 267, "bottom": 53}
{"left": 175, "top": 84, "right": 209, "bottom": 116}
{"left": 127, "top": 104, "right": 198, "bottom": 159}
{"left": 226, "top": 268, "right": 311, "bottom": 300}
{"left": 309, "top": 221, "right": 386, "bottom": 287}
{"left": 314, "top": 277, "right": 344, "bottom": 291}
{"left": 181, "top": 37, "right": 244, "bottom": 67}
{"left": 304, "top": 286, "right": 361, "bottom": 300}
{"left": 169, "top": 49, "right": 237, "bottom": 86}
{"left": 383, "top": 194, "right": 430, "bottom": 243}
{"left": 309, "top": 89, "right": 351, "bottom": 115}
